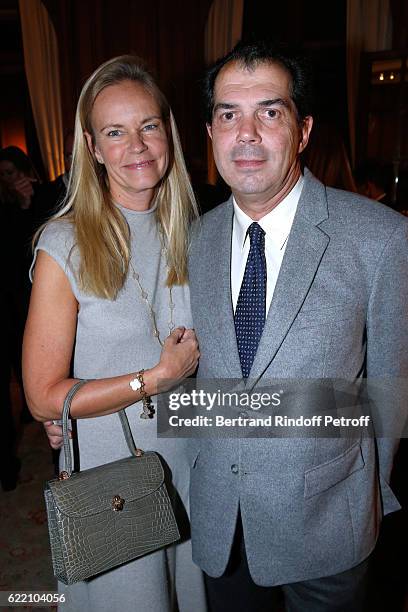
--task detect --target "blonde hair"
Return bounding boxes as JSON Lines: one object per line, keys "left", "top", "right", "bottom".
{"left": 40, "top": 55, "right": 198, "bottom": 299}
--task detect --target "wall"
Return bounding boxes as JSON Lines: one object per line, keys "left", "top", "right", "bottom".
{"left": 43, "top": 0, "right": 212, "bottom": 181}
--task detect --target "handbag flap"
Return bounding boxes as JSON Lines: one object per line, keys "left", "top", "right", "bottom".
{"left": 47, "top": 451, "right": 165, "bottom": 518}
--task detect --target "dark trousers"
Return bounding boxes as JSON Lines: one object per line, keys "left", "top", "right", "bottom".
{"left": 205, "top": 514, "right": 369, "bottom": 612}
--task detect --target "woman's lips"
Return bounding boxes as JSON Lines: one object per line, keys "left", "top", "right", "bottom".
{"left": 124, "top": 160, "right": 154, "bottom": 169}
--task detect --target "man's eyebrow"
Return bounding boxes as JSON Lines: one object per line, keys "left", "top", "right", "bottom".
{"left": 213, "top": 102, "right": 237, "bottom": 114}
{"left": 213, "top": 99, "right": 290, "bottom": 115}
{"left": 257, "top": 98, "right": 289, "bottom": 108}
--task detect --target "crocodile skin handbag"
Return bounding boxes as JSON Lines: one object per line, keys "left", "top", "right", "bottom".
{"left": 44, "top": 380, "right": 180, "bottom": 585}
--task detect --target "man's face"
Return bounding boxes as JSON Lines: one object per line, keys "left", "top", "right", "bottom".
{"left": 207, "top": 61, "right": 312, "bottom": 204}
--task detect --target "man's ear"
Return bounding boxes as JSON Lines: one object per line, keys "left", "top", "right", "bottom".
{"left": 206, "top": 122, "right": 213, "bottom": 140}
{"left": 84, "top": 131, "right": 103, "bottom": 164}
{"left": 298, "top": 116, "right": 313, "bottom": 154}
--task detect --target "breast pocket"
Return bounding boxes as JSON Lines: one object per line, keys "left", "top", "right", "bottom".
{"left": 295, "top": 304, "right": 368, "bottom": 377}
{"left": 292, "top": 303, "right": 361, "bottom": 332}
{"left": 279, "top": 303, "right": 366, "bottom": 377}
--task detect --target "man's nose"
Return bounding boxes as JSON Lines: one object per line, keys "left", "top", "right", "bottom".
{"left": 236, "top": 116, "right": 261, "bottom": 143}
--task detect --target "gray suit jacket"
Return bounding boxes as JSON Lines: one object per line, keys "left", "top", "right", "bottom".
{"left": 187, "top": 169, "right": 408, "bottom": 586}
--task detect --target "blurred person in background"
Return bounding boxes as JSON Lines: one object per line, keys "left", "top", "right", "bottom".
{"left": 0, "top": 145, "right": 39, "bottom": 210}
{"left": 0, "top": 145, "right": 42, "bottom": 490}
{"left": 0, "top": 146, "right": 42, "bottom": 435}
{"left": 39, "top": 131, "right": 74, "bottom": 217}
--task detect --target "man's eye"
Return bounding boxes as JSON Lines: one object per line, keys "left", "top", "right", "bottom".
{"left": 221, "top": 111, "right": 235, "bottom": 121}
{"left": 264, "top": 109, "right": 279, "bottom": 119}
{"left": 107, "top": 129, "right": 122, "bottom": 137}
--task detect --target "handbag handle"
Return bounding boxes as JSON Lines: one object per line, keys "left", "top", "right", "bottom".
{"left": 61, "top": 380, "right": 142, "bottom": 477}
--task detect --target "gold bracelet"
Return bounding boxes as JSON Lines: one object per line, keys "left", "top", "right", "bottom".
{"left": 132, "top": 369, "right": 155, "bottom": 420}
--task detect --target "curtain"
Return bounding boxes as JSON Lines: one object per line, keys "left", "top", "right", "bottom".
{"left": 346, "top": 0, "right": 393, "bottom": 166}
{"left": 19, "top": 0, "right": 64, "bottom": 180}
{"left": 205, "top": 0, "right": 244, "bottom": 184}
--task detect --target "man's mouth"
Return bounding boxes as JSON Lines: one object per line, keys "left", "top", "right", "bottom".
{"left": 233, "top": 159, "right": 265, "bottom": 168}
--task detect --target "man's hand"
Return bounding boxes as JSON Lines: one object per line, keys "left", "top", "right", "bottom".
{"left": 43, "top": 420, "right": 68, "bottom": 450}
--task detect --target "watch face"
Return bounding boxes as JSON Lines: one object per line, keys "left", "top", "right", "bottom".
{"left": 129, "top": 378, "right": 142, "bottom": 391}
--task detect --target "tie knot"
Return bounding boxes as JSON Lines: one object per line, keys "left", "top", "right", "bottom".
{"left": 247, "top": 222, "right": 265, "bottom": 246}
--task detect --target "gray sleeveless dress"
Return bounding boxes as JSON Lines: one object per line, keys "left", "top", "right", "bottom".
{"left": 31, "top": 203, "right": 206, "bottom": 612}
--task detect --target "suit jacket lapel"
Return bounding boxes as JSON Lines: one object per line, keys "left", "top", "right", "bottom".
{"left": 248, "top": 170, "right": 330, "bottom": 383}
{"left": 208, "top": 199, "right": 243, "bottom": 377}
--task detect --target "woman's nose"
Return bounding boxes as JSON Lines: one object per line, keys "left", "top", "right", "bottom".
{"left": 129, "top": 132, "right": 147, "bottom": 153}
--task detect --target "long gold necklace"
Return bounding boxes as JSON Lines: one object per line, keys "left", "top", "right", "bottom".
{"left": 128, "top": 227, "right": 175, "bottom": 348}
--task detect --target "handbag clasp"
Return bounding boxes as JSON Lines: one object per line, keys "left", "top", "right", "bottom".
{"left": 112, "top": 495, "right": 125, "bottom": 511}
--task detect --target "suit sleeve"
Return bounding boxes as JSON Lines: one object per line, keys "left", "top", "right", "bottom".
{"left": 366, "top": 220, "right": 408, "bottom": 491}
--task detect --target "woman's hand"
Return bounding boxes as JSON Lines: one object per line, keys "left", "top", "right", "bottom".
{"left": 155, "top": 327, "right": 200, "bottom": 392}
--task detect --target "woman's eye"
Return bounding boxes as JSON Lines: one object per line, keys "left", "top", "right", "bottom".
{"left": 142, "top": 124, "right": 158, "bottom": 131}
{"left": 107, "top": 129, "right": 122, "bottom": 137}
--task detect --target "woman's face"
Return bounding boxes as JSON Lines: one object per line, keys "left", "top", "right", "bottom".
{"left": 0, "top": 161, "right": 20, "bottom": 186}
{"left": 86, "top": 80, "right": 169, "bottom": 210}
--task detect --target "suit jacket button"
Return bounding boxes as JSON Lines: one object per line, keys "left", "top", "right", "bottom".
{"left": 231, "top": 464, "right": 239, "bottom": 474}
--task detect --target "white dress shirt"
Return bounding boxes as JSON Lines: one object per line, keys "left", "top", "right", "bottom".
{"left": 231, "top": 176, "right": 304, "bottom": 313}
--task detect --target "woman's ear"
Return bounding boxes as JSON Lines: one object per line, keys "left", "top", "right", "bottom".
{"left": 84, "top": 131, "right": 103, "bottom": 164}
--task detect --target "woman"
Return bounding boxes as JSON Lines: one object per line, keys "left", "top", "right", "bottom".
{"left": 22, "top": 56, "right": 206, "bottom": 611}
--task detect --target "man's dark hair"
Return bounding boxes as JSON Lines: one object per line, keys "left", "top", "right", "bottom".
{"left": 203, "top": 40, "right": 314, "bottom": 124}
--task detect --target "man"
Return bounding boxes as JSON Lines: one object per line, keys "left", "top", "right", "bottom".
{"left": 187, "top": 41, "right": 408, "bottom": 611}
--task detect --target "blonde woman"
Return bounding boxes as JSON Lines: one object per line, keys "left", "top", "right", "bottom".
{"left": 22, "top": 56, "right": 206, "bottom": 612}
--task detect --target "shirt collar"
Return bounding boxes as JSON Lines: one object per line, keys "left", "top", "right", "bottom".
{"left": 233, "top": 175, "right": 304, "bottom": 251}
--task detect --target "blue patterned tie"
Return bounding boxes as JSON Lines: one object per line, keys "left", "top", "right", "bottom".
{"left": 234, "top": 222, "right": 267, "bottom": 378}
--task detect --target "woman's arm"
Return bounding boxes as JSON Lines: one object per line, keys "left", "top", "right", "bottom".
{"left": 23, "top": 250, "right": 199, "bottom": 422}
